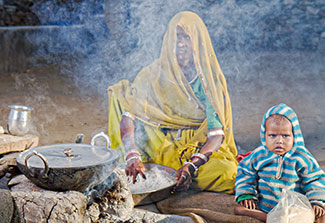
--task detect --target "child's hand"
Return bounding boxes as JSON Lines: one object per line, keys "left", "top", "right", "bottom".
{"left": 313, "top": 205, "right": 325, "bottom": 219}
{"left": 239, "top": 199, "right": 256, "bottom": 209}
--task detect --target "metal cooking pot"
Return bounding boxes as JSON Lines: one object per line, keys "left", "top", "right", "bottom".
{"left": 16, "top": 132, "right": 120, "bottom": 193}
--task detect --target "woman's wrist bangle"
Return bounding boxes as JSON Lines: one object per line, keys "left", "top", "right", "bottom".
{"left": 125, "top": 150, "right": 141, "bottom": 161}
{"left": 122, "top": 112, "right": 135, "bottom": 120}
{"left": 184, "top": 161, "right": 198, "bottom": 173}
{"left": 125, "top": 156, "right": 141, "bottom": 163}
{"left": 207, "top": 129, "right": 224, "bottom": 138}
{"left": 191, "top": 153, "right": 208, "bottom": 163}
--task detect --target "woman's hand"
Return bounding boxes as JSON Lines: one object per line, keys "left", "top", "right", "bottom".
{"left": 120, "top": 114, "right": 147, "bottom": 183}
{"left": 172, "top": 163, "right": 193, "bottom": 192}
{"left": 313, "top": 205, "right": 325, "bottom": 219}
{"left": 125, "top": 157, "right": 146, "bottom": 184}
{"left": 239, "top": 199, "right": 257, "bottom": 210}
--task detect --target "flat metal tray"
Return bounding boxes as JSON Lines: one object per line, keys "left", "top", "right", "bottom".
{"left": 129, "top": 163, "right": 176, "bottom": 206}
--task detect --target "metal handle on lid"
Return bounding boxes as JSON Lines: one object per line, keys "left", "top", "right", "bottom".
{"left": 90, "top": 131, "right": 111, "bottom": 148}
{"left": 75, "top": 133, "right": 84, "bottom": 144}
{"left": 24, "top": 151, "right": 49, "bottom": 178}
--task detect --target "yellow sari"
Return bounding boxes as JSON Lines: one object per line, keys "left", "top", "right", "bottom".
{"left": 108, "top": 11, "right": 238, "bottom": 194}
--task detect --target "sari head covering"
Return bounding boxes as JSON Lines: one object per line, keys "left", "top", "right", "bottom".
{"left": 108, "top": 11, "right": 236, "bottom": 156}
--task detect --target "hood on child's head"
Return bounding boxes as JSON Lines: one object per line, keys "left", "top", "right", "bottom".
{"left": 259, "top": 103, "right": 305, "bottom": 149}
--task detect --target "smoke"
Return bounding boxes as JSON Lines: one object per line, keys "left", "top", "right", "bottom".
{"left": 21, "top": 0, "right": 324, "bottom": 149}
{"left": 25, "top": 0, "right": 324, "bottom": 92}
{"left": 9, "top": 71, "right": 78, "bottom": 138}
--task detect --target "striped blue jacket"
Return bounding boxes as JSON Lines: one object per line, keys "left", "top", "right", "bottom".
{"left": 235, "top": 103, "right": 325, "bottom": 212}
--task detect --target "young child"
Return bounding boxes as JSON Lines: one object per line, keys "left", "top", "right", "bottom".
{"left": 234, "top": 103, "right": 325, "bottom": 222}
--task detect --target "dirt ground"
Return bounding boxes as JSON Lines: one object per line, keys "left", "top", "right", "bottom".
{"left": 1, "top": 64, "right": 324, "bottom": 170}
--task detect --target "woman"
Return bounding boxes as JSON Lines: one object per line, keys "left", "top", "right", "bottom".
{"left": 108, "top": 11, "right": 238, "bottom": 194}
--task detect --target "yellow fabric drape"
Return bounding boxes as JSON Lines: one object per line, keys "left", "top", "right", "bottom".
{"left": 107, "top": 11, "right": 237, "bottom": 193}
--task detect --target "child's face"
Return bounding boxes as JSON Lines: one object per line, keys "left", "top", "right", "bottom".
{"left": 265, "top": 116, "right": 294, "bottom": 155}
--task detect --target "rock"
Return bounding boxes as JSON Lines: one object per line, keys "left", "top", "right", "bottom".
{"left": 85, "top": 202, "right": 100, "bottom": 223}
{"left": 10, "top": 175, "right": 90, "bottom": 222}
{"left": 89, "top": 167, "right": 194, "bottom": 223}
{"left": 0, "top": 2, "right": 40, "bottom": 26}
{"left": 87, "top": 167, "right": 134, "bottom": 221}
{"left": 9, "top": 170, "right": 133, "bottom": 223}
{"left": 0, "top": 152, "right": 21, "bottom": 179}
{"left": 0, "top": 134, "right": 38, "bottom": 155}
{"left": 132, "top": 208, "right": 194, "bottom": 223}
{"left": 0, "top": 152, "right": 19, "bottom": 166}
{"left": 9, "top": 174, "right": 45, "bottom": 192}
{"left": 12, "top": 189, "right": 88, "bottom": 223}
{"left": 0, "top": 164, "right": 8, "bottom": 178}
{"left": 0, "top": 189, "right": 14, "bottom": 223}
{"left": 0, "top": 174, "right": 10, "bottom": 190}
{"left": 8, "top": 169, "right": 193, "bottom": 223}
{"left": 0, "top": 126, "right": 4, "bottom": 134}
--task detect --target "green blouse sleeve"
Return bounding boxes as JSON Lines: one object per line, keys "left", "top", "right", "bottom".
{"left": 190, "top": 78, "right": 223, "bottom": 129}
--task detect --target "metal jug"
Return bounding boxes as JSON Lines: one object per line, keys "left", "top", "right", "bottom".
{"left": 8, "top": 105, "right": 33, "bottom": 136}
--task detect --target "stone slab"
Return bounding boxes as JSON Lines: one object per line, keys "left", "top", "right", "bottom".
{"left": 0, "top": 189, "right": 14, "bottom": 223}
{"left": 0, "top": 134, "right": 39, "bottom": 155}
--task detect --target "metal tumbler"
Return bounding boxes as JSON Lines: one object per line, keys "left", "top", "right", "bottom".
{"left": 8, "top": 105, "right": 33, "bottom": 136}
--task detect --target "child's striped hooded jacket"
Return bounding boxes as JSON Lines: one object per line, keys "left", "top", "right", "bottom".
{"left": 235, "top": 103, "right": 325, "bottom": 212}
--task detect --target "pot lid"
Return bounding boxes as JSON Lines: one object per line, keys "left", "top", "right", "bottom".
{"left": 17, "top": 143, "right": 120, "bottom": 169}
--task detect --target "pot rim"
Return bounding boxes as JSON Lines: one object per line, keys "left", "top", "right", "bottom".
{"left": 16, "top": 143, "right": 120, "bottom": 169}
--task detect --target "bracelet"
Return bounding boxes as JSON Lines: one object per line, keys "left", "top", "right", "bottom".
{"left": 184, "top": 161, "right": 198, "bottom": 173}
{"left": 125, "top": 151, "right": 141, "bottom": 161}
{"left": 207, "top": 129, "right": 224, "bottom": 137}
{"left": 122, "top": 112, "right": 135, "bottom": 120}
{"left": 125, "top": 156, "right": 141, "bottom": 163}
{"left": 191, "top": 153, "right": 208, "bottom": 163}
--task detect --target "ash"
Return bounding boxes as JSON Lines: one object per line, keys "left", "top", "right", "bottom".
{"left": 129, "top": 166, "right": 176, "bottom": 194}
